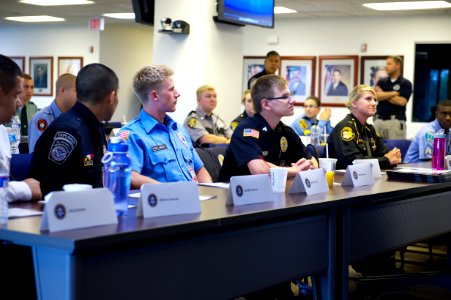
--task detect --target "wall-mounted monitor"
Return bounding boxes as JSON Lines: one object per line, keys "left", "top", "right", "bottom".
{"left": 215, "top": 0, "right": 274, "bottom": 28}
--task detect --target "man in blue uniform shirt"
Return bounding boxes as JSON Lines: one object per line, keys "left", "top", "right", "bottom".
{"left": 404, "top": 100, "right": 451, "bottom": 163}
{"left": 290, "top": 96, "right": 333, "bottom": 136}
{"left": 30, "top": 64, "right": 119, "bottom": 196}
{"left": 219, "top": 74, "right": 317, "bottom": 182}
{"left": 118, "top": 65, "right": 212, "bottom": 188}
{"left": 28, "top": 73, "right": 76, "bottom": 152}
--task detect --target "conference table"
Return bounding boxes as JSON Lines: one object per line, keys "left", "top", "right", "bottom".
{"left": 1, "top": 165, "right": 451, "bottom": 300}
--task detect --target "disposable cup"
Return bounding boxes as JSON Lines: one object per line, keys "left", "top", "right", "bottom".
{"left": 269, "top": 167, "right": 288, "bottom": 193}
{"left": 319, "top": 158, "right": 337, "bottom": 188}
{"left": 63, "top": 184, "right": 93, "bottom": 192}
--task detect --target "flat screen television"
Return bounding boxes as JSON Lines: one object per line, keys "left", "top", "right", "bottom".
{"left": 215, "top": 0, "right": 274, "bottom": 28}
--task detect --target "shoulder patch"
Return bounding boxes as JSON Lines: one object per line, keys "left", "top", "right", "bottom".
{"left": 425, "top": 131, "right": 435, "bottom": 144}
{"left": 299, "top": 119, "right": 308, "bottom": 129}
{"left": 341, "top": 126, "right": 355, "bottom": 142}
{"left": 117, "top": 130, "right": 130, "bottom": 141}
{"left": 243, "top": 128, "right": 259, "bottom": 139}
{"left": 37, "top": 119, "right": 48, "bottom": 132}
{"left": 48, "top": 131, "right": 77, "bottom": 165}
{"left": 187, "top": 117, "right": 197, "bottom": 128}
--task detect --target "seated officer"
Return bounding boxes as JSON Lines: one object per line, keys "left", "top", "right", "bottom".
{"left": 30, "top": 64, "right": 119, "bottom": 196}
{"left": 184, "top": 85, "right": 232, "bottom": 146}
{"left": 218, "top": 74, "right": 317, "bottom": 182}
{"left": 327, "top": 84, "right": 401, "bottom": 169}
{"left": 118, "top": 65, "right": 212, "bottom": 189}
{"left": 404, "top": 99, "right": 451, "bottom": 163}
{"left": 230, "top": 89, "right": 254, "bottom": 131}
{"left": 290, "top": 96, "right": 333, "bottom": 136}
{"left": 28, "top": 73, "right": 77, "bottom": 153}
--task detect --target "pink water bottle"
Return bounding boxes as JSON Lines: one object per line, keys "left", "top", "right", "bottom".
{"left": 432, "top": 129, "right": 446, "bottom": 170}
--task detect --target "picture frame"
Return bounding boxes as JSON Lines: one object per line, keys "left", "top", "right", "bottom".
{"left": 280, "top": 56, "right": 316, "bottom": 105}
{"left": 9, "top": 56, "right": 25, "bottom": 72}
{"left": 242, "top": 56, "right": 266, "bottom": 92}
{"left": 360, "top": 55, "right": 404, "bottom": 87}
{"left": 319, "top": 55, "right": 358, "bottom": 107}
{"left": 58, "top": 56, "right": 83, "bottom": 76}
{"left": 29, "top": 56, "right": 53, "bottom": 96}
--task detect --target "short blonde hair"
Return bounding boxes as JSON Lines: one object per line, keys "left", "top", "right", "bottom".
{"left": 346, "top": 84, "right": 377, "bottom": 108}
{"left": 241, "top": 89, "right": 251, "bottom": 104}
{"left": 133, "top": 65, "right": 173, "bottom": 104}
{"left": 196, "top": 84, "right": 215, "bottom": 98}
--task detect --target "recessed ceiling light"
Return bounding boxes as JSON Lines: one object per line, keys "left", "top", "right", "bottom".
{"left": 5, "top": 15, "right": 65, "bottom": 22}
{"left": 274, "top": 6, "right": 298, "bottom": 14}
{"left": 363, "top": 1, "right": 451, "bottom": 11}
{"left": 19, "top": 0, "right": 93, "bottom": 6}
{"left": 103, "top": 13, "right": 135, "bottom": 20}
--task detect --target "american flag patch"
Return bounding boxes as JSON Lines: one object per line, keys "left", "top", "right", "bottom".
{"left": 243, "top": 128, "right": 259, "bottom": 139}
{"left": 118, "top": 130, "right": 130, "bottom": 140}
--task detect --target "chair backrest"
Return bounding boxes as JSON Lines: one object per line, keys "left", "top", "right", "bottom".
{"left": 384, "top": 139, "right": 412, "bottom": 161}
{"left": 195, "top": 147, "right": 226, "bottom": 182}
{"left": 306, "top": 144, "right": 325, "bottom": 160}
{"left": 10, "top": 153, "right": 33, "bottom": 181}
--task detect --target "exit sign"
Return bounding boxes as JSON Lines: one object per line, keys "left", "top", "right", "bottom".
{"left": 89, "top": 17, "right": 104, "bottom": 31}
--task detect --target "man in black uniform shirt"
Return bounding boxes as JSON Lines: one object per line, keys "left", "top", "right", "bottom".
{"left": 230, "top": 89, "right": 254, "bottom": 130}
{"left": 247, "top": 50, "right": 280, "bottom": 89}
{"left": 219, "top": 74, "right": 317, "bottom": 182}
{"left": 327, "top": 84, "right": 401, "bottom": 170}
{"left": 374, "top": 56, "right": 412, "bottom": 139}
{"left": 30, "top": 63, "right": 119, "bottom": 196}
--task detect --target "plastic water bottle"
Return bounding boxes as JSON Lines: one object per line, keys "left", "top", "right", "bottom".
{"left": 102, "top": 137, "right": 131, "bottom": 216}
{"left": 432, "top": 129, "right": 446, "bottom": 171}
{"left": 11, "top": 115, "right": 21, "bottom": 144}
{"left": 0, "top": 162, "right": 9, "bottom": 225}
{"left": 9, "top": 133, "right": 19, "bottom": 154}
{"left": 310, "top": 125, "right": 321, "bottom": 146}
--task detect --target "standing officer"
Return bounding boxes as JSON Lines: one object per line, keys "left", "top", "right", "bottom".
{"left": 30, "top": 64, "right": 119, "bottom": 196}
{"left": 374, "top": 56, "right": 412, "bottom": 140}
{"left": 247, "top": 50, "right": 280, "bottom": 89}
{"left": 219, "top": 74, "right": 316, "bottom": 182}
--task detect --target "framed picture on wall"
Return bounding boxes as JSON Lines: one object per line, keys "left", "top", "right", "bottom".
{"left": 360, "top": 55, "right": 404, "bottom": 88}
{"left": 242, "top": 56, "right": 265, "bottom": 92}
{"left": 318, "top": 55, "right": 358, "bottom": 106}
{"left": 58, "top": 56, "right": 83, "bottom": 76}
{"left": 280, "top": 56, "right": 316, "bottom": 105}
{"left": 29, "top": 56, "right": 53, "bottom": 96}
{"left": 9, "top": 56, "right": 25, "bottom": 72}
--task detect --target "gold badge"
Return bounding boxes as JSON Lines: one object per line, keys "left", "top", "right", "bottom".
{"left": 280, "top": 136, "right": 288, "bottom": 152}
{"left": 299, "top": 119, "right": 308, "bottom": 129}
{"left": 217, "top": 154, "right": 224, "bottom": 166}
{"left": 187, "top": 117, "right": 197, "bottom": 128}
{"left": 230, "top": 121, "right": 238, "bottom": 130}
{"left": 341, "top": 127, "right": 355, "bottom": 142}
{"left": 304, "top": 129, "right": 311, "bottom": 136}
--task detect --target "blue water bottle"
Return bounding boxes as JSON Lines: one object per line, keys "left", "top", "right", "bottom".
{"left": 102, "top": 137, "right": 132, "bottom": 216}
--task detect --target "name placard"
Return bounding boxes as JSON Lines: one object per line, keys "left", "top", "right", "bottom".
{"left": 226, "top": 174, "right": 274, "bottom": 206}
{"left": 342, "top": 163, "right": 374, "bottom": 187}
{"left": 289, "top": 168, "right": 329, "bottom": 195}
{"left": 40, "top": 188, "right": 117, "bottom": 232}
{"left": 137, "top": 182, "right": 200, "bottom": 218}
{"left": 353, "top": 158, "right": 381, "bottom": 178}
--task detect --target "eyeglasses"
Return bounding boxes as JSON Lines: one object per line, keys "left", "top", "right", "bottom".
{"left": 266, "top": 93, "right": 293, "bottom": 101}
{"left": 304, "top": 105, "right": 318, "bottom": 109}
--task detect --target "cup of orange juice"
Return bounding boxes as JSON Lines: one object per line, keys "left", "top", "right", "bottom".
{"left": 319, "top": 158, "right": 337, "bottom": 188}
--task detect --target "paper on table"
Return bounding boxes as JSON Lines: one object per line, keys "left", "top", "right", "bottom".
{"left": 197, "top": 182, "right": 230, "bottom": 189}
{"left": 8, "top": 208, "right": 43, "bottom": 218}
{"left": 129, "top": 192, "right": 217, "bottom": 201}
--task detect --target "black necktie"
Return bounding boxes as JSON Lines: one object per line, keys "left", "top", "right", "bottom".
{"left": 20, "top": 105, "right": 28, "bottom": 136}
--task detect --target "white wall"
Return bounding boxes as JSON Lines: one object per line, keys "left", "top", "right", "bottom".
{"left": 0, "top": 24, "right": 100, "bottom": 108}
{"left": 243, "top": 15, "right": 451, "bottom": 139}
{"left": 153, "top": 0, "right": 244, "bottom": 124}
{"left": 99, "top": 23, "right": 153, "bottom": 122}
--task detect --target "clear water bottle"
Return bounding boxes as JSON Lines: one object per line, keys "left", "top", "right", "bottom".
{"left": 310, "top": 125, "right": 321, "bottom": 146}
{"left": 9, "top": 133, "right": 20, "bottom": 154}
{"left": 0, "top": 162, "right": 10, "bottom": 225}
{"left": 432, "top": 129, "right": 446, "bottom": 171}
{"left": 11, "top": 115, "right": 21, "bottom": 144}
{"left": 102, "top": 137, "right": 132, "bottom": 216}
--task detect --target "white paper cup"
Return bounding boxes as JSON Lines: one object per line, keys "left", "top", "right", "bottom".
{"left": 63, "top": 184, "right": 93, "bottom": 192}
{"left": 319, "top": 158, "right": 337, "bottom": 172}
{"left": 446, "top": 155, "right": 451, "bottom": 170}
{"left": 270, "top": 167, "right": 288, "bottom": 193}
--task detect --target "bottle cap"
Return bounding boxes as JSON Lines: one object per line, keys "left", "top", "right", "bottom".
{"left": 107, "top": 136, "right": 128, "bottom": 152}
{"left": 435, "top": 129, "right": 446, "bottom": 138}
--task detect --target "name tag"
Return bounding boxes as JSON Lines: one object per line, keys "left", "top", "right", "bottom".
{"left": 353, "top": 158, "right": 381, "bottom": 178}
{"left": 289, "top": 168, "right": 329, "bottom": 195}
{"left": 40, "top": 188, "right": 117, "bottom": 232}
{"left": 226, "top": 174, "right": 274, "bottom": 206}
{"left": 152, "top": 144, "right": 168, "bottom": 152}
{"left": 342, "top": 163, "right": 374, "bottom": 187}
{"left": 137, "top": 181, "right": 200, "bottom": 218}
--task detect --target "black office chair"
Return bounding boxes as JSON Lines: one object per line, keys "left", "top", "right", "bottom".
{"left": 195, "top": 146, "right": 226, "bottom": 182}
{"left": 384, "top": 139, "right": 412, "bottom": 162}
{"left": 10, "top": 153, "right": 33, "bottom": 181}
{"left": 306, "top": 144, "right": 325, "bottom": 160}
